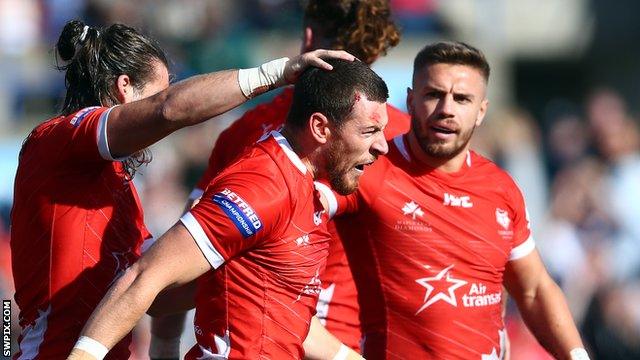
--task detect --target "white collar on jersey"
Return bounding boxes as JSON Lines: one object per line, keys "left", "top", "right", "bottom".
{"left": 393, "top": 135, "right": 472, "bottom": 167}
{"left": 270, "top": 130, "right": 308, "bottom": 174}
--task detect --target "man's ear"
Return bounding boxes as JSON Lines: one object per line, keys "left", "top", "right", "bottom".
{"left": 476, "top": 99, "right": 489, "bottom": 127}
{"left": 406, "top": 87, "right": 415, "bottom": 117}
{"left": 309, "top": 112, "right": 330, "bottom": 144}
{"left": 115, "top": 74, "right": 133, "bottom": 104}
{"left": 302, "top": 26, "right": 314, "bottom": 53}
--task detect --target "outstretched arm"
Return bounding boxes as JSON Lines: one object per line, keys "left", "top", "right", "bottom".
{"left": 68, "top": 223, "right": 209, "bottom": 360}
{"left": 106, "top": 49, "right": 355, "bottom": 158}
{"left": 504, "top": 249, "right": 589, "bottom": 360}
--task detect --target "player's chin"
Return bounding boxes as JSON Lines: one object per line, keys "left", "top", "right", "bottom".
{"left": 332, "top": 172, "right": 360, "bottom": 196}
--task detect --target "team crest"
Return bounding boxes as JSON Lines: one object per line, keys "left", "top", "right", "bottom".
{"left": 495, "top": 208, "right": 510, "bottom": 230}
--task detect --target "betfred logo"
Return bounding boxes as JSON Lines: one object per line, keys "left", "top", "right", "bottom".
{"left": 213, "top": 188, "right": 262, "bottom": 238}
{"left": 443, "top": 193, "right": 473, "bottom": 208}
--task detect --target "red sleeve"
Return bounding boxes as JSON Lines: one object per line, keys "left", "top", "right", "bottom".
{"left": 181, "top": 167, "right": 289, "bottom": 268}
{"left": 58, "top": 106, "right": 117, "bottom": 163}
{"left": 506, "top": 177, "right": 535, "bottom": 261}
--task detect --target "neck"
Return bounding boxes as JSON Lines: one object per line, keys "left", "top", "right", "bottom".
{"left": 407, "top": 130, "right": 469, "bottom": 173}
{"left": 279, "top": 127, "right": 318, "bottom": 178}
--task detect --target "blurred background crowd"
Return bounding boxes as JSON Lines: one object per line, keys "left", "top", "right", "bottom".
{"left": 1, "top": 0, "right": 639, "bottom": 359}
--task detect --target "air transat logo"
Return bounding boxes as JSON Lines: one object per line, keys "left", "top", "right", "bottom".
{"left": 415, "top": 264, "right": 467, "bottom": 314}
{"left": 402, "top": 201, "right": 424, "bottom": 220}
{"left": 415, "top": 264, "right": 502, "bottom": 315}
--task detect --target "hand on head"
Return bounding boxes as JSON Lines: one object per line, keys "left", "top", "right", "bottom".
{"left": 284, "top": 49, "right": 356, "bottom": 84}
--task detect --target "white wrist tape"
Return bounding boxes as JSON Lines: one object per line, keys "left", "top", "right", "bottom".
{"left": 570, "top": 348, "right": 590, "bottom": 360}
{"left": 237, "top": 57, "right": 289, "bottom": 98}
{"left": 73, "top": 336, "right": 109, "bottom": 360}
{"left": 149, "top": 335, "right": 181, "bottom": 359}
{"left": 332, "top": 343, "right": 351, "bottom": 360}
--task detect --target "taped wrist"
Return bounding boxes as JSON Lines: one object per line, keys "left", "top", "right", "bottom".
{"left": 73, "top": 336, "right": 109, "bottom": 360}
{"left": 237, "top": 57, "right": 289, "bottom": 98}
{"left": 570, "top": 348, "right": 590, "bottom": 360}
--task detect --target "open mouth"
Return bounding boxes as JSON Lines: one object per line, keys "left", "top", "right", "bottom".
{"left": 431, "top": 125, "right": 457, "bottom": 134}
{"left": 354, "top": 161, "right": 374, "bottom": 173}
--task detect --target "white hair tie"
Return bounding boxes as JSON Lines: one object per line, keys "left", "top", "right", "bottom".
{"left": 79, "top": 25, "right": 90, "bottom": 42}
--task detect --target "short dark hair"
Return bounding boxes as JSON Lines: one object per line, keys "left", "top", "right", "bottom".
{"left": 55, "top": 20, "right": 169, "bottom": 116}
{"left": 287, "top": 59, "right": 388, "bottom": 129}
{"left": 303, "top": 0, "right": 400, "bottom": 65}
{"left": 413, "top": 41, "right": 490, "bottom": 83}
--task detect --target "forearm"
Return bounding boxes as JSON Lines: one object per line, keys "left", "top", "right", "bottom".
{"left": 160, "top": 70, "right": 246, "bottom": 128}
{"left": 81, "top": 265, "right": 162, "bottom": 351}
{"left": 303, "top": 316, "right": 362, "bottom": 360}
{"left": 515, "top": 279, "right": 584, "bottom": 359}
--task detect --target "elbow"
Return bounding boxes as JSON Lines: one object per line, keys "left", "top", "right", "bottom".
{"left": 159, "top": 94, "right": 197, "bottom": 129}
{"left": 159, "top": 100, "right": 186, "bottom": 129}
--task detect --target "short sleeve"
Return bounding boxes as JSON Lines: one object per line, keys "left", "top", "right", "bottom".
{"left": 507, "top": 180, "right": 535, "bottom": 261}
{"left": 60, "top": 106, "right": 121, "bottom": 163}
{"left": 181, "top": 169, "right": 288, "bottom": 269}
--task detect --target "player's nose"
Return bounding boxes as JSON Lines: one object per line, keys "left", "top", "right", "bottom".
{"left": 371, "top": 132, "right": 388, "bottom": 156}
{"left": 438, "top": 94, "right": 455, "bottom": 117}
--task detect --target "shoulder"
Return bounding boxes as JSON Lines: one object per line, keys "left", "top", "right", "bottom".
{"left": 471, "top": 151, "right": 517, "bottom": 184}
{"left": 470, "top": 151, "right": 525, "bottom": 202}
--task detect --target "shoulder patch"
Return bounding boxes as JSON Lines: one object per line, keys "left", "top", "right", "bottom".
{"left": 212, "top": 188, "right": 263, "bottom": 238}
{"left": 70, "top": 106, "right": 101, "bottom": 127}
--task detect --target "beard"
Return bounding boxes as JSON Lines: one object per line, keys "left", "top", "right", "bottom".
{"left": 412, "top": 115, "right": 476, "bottom": 160}
{"left": 325, "top": 141, "right": 360, "bottom": 196}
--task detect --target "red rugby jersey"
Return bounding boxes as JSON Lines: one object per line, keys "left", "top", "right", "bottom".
{"left": 329, "top": 135, "right": 534, "bottom": 359}
{"left": 181, "top": 132, "right": 331, "bottom": 359}
{"left": 10, "top": 107, "right": 150, "bottom": 359}
{"left": 191, "top": 88, "right": 410, "bottom": 350}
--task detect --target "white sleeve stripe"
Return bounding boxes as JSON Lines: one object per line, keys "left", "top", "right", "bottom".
{"left": 314, "top": 182, "right": 337, "bottom": 218}
{"left": 509, "top": 235, "right": 536, "bottom": 261}
{"left": 180, "top": 212, "right": 225, "bottom": 269}
{"left": 97, "top": 106, "right": 128, "bottom": 161}
{"left": 188, "top": 188, "right": 205, "bottom": 201}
